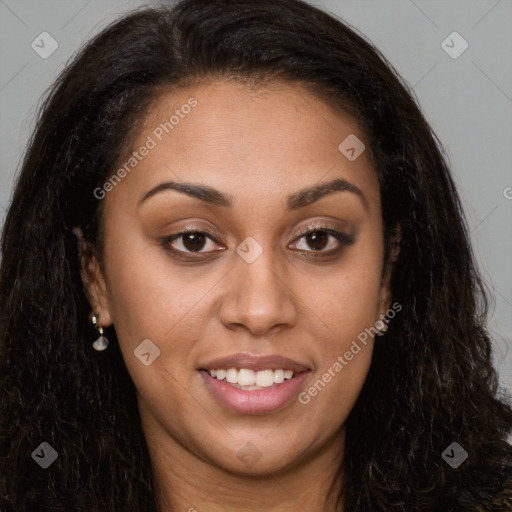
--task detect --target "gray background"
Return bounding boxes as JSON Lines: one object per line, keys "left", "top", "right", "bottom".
{"left": 1, "top": 0, "right": 511, "bottom": 396}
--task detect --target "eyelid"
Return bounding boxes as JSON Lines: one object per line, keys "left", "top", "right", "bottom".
{"left": 160, "top": 226, "right": 224, "bottom": 253}
{"left": 290, "top": 220, "right": 348, "bottom": 240}
{"left": 289, "top": 225, "right": 354, "bottom": 253}
{"left": 163, "top": 223, "right": 224, "bottom": 243}
{"left": 160, "top": 221, "right": 353, "bottom": 259}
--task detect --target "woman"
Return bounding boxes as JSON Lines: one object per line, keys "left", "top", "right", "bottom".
{"left": 1, "top": 0, "right": 511, "bottom": 510}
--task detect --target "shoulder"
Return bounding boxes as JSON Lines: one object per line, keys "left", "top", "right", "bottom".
{"left": 442, "top": 452, "right": 512, "bottom": 511}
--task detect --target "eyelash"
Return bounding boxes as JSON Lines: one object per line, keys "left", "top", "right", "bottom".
{"left": 160, "top": 225, "right": 354, "bottom": 261}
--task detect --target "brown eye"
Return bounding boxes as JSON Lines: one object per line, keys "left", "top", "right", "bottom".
{"left": 181, "top": 232, "right": 208, "bottom": 252}
{"left": 290, "top": 227, "right": 353, "bottom": 254}
{"left": 161, "top": 229, "right": 224, "bottom": 256}
{"left": 304, "top": 231, "right": 329, "bottom": 251}
{"left": 161, "top": 225, "right": 354, "bottom": 262}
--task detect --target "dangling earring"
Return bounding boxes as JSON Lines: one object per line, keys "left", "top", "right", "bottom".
{"left": 375, "top": 319, "right": 389, "bottom": 336}
{"left": 92, "top": 314, "right": 109, "bottom": 351}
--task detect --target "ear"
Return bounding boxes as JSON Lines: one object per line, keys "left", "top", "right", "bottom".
{"left": 378, "top": 224, "right": 401, "bottom": 315}
{"left": 73, "top": 227, "right": 113, "bottom": 327}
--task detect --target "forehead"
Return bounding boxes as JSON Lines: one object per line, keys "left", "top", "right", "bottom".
{"left": 109, "top": 79, "right": 380, "bottom": 215}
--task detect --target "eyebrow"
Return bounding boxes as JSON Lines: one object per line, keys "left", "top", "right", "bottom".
{"left": 138, "top": 177, "right": 368, "bottom": 212}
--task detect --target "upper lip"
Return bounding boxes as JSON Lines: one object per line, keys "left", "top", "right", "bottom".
{"left": 199, "top": 353, "right": 311, "bottom": 373}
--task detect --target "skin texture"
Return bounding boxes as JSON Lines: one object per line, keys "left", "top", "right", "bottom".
{"left": 82, "top": 79, "right": 395, "bottom": 512}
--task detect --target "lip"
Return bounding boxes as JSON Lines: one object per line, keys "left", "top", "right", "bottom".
{"left": 198, "top": 352, "right": 312, "bottom": 415}
{"left": 198, "top": 353, "right": 311, "bottom": 373}
{"left": 200, "top": 369, "right": 310, "bottom": 415}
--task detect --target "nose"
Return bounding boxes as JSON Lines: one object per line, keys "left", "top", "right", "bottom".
{"left": 218, "top": 246, "right": 298, "bottom": 337}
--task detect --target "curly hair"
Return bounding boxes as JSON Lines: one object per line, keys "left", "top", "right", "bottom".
{"left": 1, "top": 0, "right": 511, "bottom": 510}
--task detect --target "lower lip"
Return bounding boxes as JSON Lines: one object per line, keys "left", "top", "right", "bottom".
{"left": 200, "top": 370, "right": 309, "bottom": 415}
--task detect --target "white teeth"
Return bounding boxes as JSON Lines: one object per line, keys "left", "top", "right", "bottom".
{"left": 226, "top": 368, "right": 238, "bottom": 383}
{"left": 274, "top": 369, "right": 285, "bottom": 383}
{"left": 238, "top": 368, "right": 255, "bottom": 386}
{"left": 255, "top": 369, "right": 274, "bottom": 387}
{"left": 207, "top": 367, "right": 296, "bottom": 388}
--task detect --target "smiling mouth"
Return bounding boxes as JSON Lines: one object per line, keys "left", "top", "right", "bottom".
{"left": 198, "top": 353, "right": 311, "bottom": 413}
{"left": 199, "top": 367, "right": 310, "bottom": 415}
{"left": 202, "top": 368, "right": 299, "bottom": 391}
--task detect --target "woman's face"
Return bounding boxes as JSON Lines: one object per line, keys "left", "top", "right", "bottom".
{"left": 85, "top": 79, "right": 392, "bottom": 476}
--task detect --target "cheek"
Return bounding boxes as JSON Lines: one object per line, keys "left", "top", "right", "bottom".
{"left": 103, "top": 211, "right": 210, "bottom": 334}
{"left": 330, "top": 265, "right": 382, "bottom": 338}
{"left": 101, "top": 225, "right": 213, "bottom": 385}
{"left": 304, "top": 237, "right": 384, "bottom": 346}
{"left": 296, "top": 306, "right": 376, "bottom": 434}
{"left": 294, "top": 237, "right": 382, "bottom": 417}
